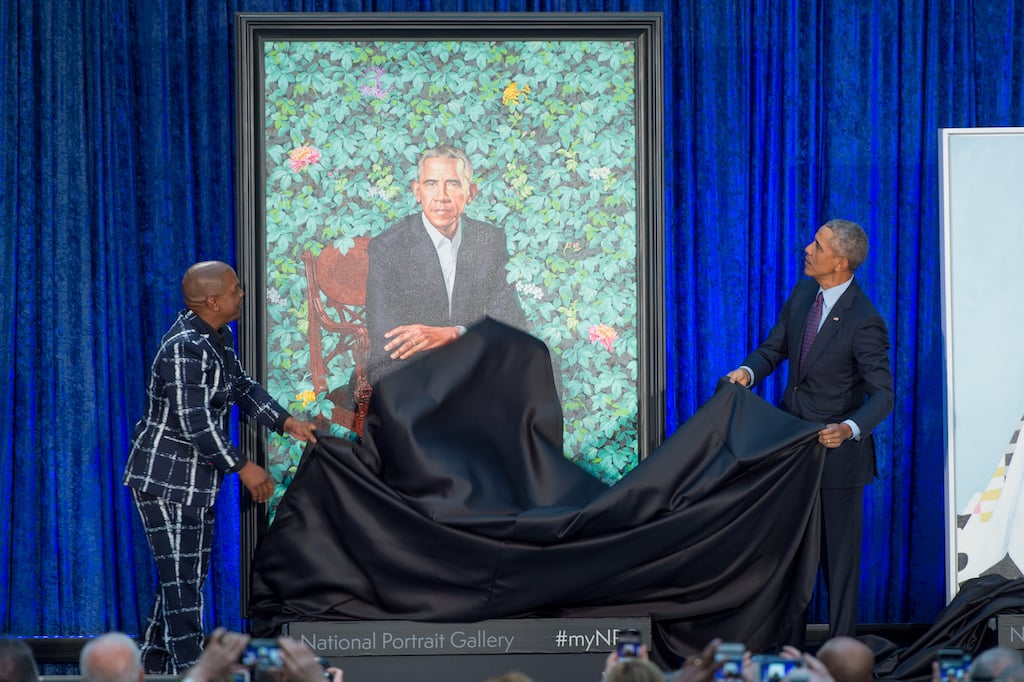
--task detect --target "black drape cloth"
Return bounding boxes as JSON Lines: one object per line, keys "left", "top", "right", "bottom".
{"left": 249, "top": 320, "right": 827, "bottom": 664}
{"left": 869, "top": 575, "right": 1024, "bottom": 681}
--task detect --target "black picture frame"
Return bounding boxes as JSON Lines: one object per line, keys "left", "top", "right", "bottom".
{"left": 234, "top": 11, "right": 665, "bottom": 615}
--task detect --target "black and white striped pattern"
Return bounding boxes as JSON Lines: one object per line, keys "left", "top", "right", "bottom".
{"left": 131, "top": 488, "right": 214, "bottom": 674}
{"left": 123, "top": 309, "right": 286, "bottom": 507}
{"left": 123, "top": 309, "right": 290, "bottom": 673}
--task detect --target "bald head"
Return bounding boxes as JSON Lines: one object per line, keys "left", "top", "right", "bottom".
{"left": 79, "top": 633, "right": 143, "bottom": 682}
{"left": 180, "top": 260, "right": 245, "bottom": 328}
{"left": 182, "top": 260, "right": 234, "bottom": 308}
{"left": 815, "top": 637, "right": 874, "bottom": 682}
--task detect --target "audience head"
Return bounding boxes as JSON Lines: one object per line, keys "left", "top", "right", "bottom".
{"left": 0, "top": 638, "right": 39, "bottom": 682}
{"left": 814, "top": 636, "right": 873, "bottom": 682}
{"left": 605, "top": 658, "right": 665, "bottom": 682}
{"left": 485, "top": 673, "right": 533, "bottom": 682}
{"left": 79, "top": 632, "right": 144, "bottom": 682}
{"left": 996, "top": 663, "right": 1024, "bottom": 682}
{"left": 969, "top": 647, "right": 1024, "bottom": 681}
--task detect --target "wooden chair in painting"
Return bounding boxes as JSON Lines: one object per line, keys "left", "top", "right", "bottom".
{"left": 302, "top": 238, "right": 372, "bottom": 437}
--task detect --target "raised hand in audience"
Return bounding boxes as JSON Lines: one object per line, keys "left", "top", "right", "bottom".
{"left": 795, "top": 652, "right": 835, "bottom": 682}
{"left": 669, "top": 638, "right": 728, "bottom": 682}
{"left": 184, "top": 627, "right": 250, "bottom": 682}
{"left": 603, "top": 643, "right": 651, "bottom": 677}
{"left": 277, "top": 635, "right": 340, "bottom": 682}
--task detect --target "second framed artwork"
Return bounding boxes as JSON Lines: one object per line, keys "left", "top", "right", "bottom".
{"left": 235, "top": 12, "right": 665, "bottom": 511}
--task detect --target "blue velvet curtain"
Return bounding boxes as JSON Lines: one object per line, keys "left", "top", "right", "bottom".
{"left": 2, "top": 0, "right": 1022, "bottom": 642}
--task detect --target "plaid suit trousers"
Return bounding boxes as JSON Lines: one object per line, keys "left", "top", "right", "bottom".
{"left": 131, "top": 488, "right": 214, "bottom": 674}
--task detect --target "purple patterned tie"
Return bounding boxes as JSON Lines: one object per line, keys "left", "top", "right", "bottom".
{"left": 799, "top": 291, "right": 824, "bottom": 368}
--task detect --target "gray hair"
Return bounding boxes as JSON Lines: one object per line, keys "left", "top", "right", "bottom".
{"left": 417, "top": 144, "right": 473, "bottom": 187}
{"left": 969, "top": 647, "right": 1024, "bottom": 682}
{"left": 823, "top": 219, "right": 869, "bottom": 271}
{"left": 79, "top": 633, "right": 142, "bottom": 682}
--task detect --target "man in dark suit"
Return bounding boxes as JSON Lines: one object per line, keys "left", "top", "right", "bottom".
{"left": 366, "top": 144, "right": 527, "bottom": 383}
{"left": 727, "top": 219, "right": 893, "bottom": 641}
{"left": 123, "top": 261, "right": 316, "bottom": 674}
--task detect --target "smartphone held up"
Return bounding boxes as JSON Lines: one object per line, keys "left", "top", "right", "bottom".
{"left": 714, "top": 642, "right": 746, "bottom": 680}
{"left": 616, "top": 629, "right": 643, "bottom": 661}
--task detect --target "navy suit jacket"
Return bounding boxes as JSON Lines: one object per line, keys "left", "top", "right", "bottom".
{"left": 123, "top": 310, "right": 287, "bottom": 507}
{"left": 741, "top": 278, "right": 893, "bottom": 487}
{"left": 366, "top": 213, "right": 528, "bottom": 383}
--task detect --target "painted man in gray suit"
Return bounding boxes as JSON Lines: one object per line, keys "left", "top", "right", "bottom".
{"left": 366, "top": 144, "right": 528, "bottom": 383}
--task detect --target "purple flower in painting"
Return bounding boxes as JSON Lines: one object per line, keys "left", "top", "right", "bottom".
{"left": 359, "top": 66, "right": 392, "bottom": 101}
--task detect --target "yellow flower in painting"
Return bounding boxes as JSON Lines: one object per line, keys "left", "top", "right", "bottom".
{"left": 502, "top": 82, "right": 531, "bottom": 106}
{"left": 295, "top": 390, "right": 317, "bottom": 408}
{"left": 588, "top": 324, "right": 618, "bottom": 352}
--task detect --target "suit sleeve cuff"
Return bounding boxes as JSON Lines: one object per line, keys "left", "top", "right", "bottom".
{"left": 273, "top": 412, "right": 291, "bottom": 434}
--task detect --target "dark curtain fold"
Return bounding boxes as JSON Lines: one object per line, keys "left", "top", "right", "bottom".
{"left": 2, "top": 0, "right": 1023, "bottom": 641}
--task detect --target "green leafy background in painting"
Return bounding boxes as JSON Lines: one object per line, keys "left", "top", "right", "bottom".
{"left": 262, "top": 39, "right": 638, "bottom": 509}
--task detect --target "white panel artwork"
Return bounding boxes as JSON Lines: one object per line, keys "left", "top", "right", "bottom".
{"left": 940, "top": 127, "right": 1024, "bottom": 601}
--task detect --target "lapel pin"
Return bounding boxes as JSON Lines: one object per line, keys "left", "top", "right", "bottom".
{"left": 832, "top": 316, "right": 839, "bottom": 322}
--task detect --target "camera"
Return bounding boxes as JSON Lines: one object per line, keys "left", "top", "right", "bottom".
{"left": 616, "top": 628, "right": 643, "bottom": 660}
{"left": 240, "top": 639, "right": 284, "bottom": 670}
{"left": 936, "top": 648, "right": 971, "bottom": 681}
{"left": 714, "top": 642, "right": 746, "bottom": 680}
{"left": 752, "top": 655, "right": 802, "bottom": 682}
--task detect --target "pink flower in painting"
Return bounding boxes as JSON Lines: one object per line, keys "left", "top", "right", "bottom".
{"left": 287, "top": 145, "right": 321, "bottom": 172}
{"left": 588, "top": 323, "right": 618, "bottom": 352}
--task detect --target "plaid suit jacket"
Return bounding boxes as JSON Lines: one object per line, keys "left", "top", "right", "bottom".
{"left": 123, "top": 309, "right": 287, "bottom": 507}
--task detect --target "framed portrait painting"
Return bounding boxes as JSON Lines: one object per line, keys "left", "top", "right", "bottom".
{"left": 234, "top": 12, "right": 665, "bottom": 557}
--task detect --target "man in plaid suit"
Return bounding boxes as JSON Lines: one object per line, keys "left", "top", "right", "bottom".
{"left": 123, "top": 261, "right": 316, "bottom": 674}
